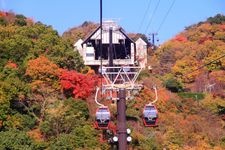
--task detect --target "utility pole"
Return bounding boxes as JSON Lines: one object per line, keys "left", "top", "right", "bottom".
{"left": 117, "top": 88, "right": 127, "bottom": 150}
{"left": 149, "top": 33, "right": 158, "bottom": 50}
{"left": 109, "top": 27, "right": 113, "bottom": 67}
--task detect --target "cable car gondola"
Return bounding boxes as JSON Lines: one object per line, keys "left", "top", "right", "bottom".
{"left": 95, "top": 106, "right": 111, "bottom": 129}
{"left": 142, "top": 104, "right": 158, "bottom": 127}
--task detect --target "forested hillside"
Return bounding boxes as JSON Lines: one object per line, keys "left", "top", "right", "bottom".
{"left": 0, "top": 11, "right": 105, "bottom": 149}
{"left": 0, "top": 11, "right": 224, "bottom": 149}
{"left": 62, "top": 21, "right": 98, "bottom": 44}
{"left": 150, "top": 14, "right": 225, "bottom": 96}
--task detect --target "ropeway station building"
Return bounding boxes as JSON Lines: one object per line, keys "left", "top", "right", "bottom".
{"left": 74, "top": 20, "right": 148, "bottom": 70}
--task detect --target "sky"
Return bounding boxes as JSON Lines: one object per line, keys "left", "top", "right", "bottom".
{"left": 1, "top": 0, "right": 225, "bottom": 44}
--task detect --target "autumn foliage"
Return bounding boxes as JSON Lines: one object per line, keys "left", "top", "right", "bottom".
{"left": 5, "top": 61, "right": 18, "bottom": 69}
{"left": 1, "top": 11, "right": 225, "bottom": 149}
{"left": 173, "top": 35, "right": 187, "bottom": 42}
{"left": 26, "top": 56, "right": 60, "bottom": 81}
{"left": 59, "top": 69, "right": 97, "bottom": 99}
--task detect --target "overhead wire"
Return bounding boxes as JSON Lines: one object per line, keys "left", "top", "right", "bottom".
{"left": 183, "top": 53, "right": 225, "bottom": 77}
{"left": 157, "top": 0, "right": 176, "bottom": 33}
{"left": 137, "top": 0, "right": 152, "bottom": 33}
{"left": 144, "top": 0, "right": 161, "bottom": 34}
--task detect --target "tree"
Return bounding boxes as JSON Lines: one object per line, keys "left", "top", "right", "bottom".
{"left": 0, "top": 14, "right": 84, "bottom": 71}
{"left": 49, "top": 125, "right": 101, "bottom": 149}
{"left": 25, "top": 56, "right": 61, "bottom": 123}
{"left": 40, "top": 98, "right": 89, "bottom": 138}
{"left": 62, "top": 21, "right": 98, "bottom": 44}
{"left": 172, "top": 56, "right": 200, "bottom": 83}
{"left": 59, "top": 70, "right": 98, "bottom": 99}
{"left": 207, "top": 14, "right": 225, "bottom": 24}
{"left": 164, "top": 78, "right": 183, "bottom": 93}
{"left": 0, "top": 130, "right": 35, "bottom": 149}
{"left": 25, "top": 56, "right": 60, "bottom": 81}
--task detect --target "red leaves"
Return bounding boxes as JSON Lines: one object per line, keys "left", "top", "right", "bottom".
{"left": 59, "top": 69, "right": 97, "bottom": 99}
{"left": 173, "top": 35, "right": 187, "bottom": 42}
{"left": 5, "top": 61, "right": 18, "bottom": 69}
{"left": 220, "top": 24, "right": 225, "bottom": 31}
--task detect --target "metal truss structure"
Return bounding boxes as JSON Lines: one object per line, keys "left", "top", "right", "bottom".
{"left": 100, "top": 66, "right": 143, "bottom": 100}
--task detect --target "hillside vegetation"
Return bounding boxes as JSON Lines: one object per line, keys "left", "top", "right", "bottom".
{"left": 0, "top": 11, "right": 224, "bottom": 149}
{"left": 150, "top": 14, "right": 225, "bottom": 97}
{"left": 62, "top": 21, "right": 98, "bottom": 44}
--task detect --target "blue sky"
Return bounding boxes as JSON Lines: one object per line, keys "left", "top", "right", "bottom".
{"left": 1, "top": 0, "right": 225, "bottom": 44}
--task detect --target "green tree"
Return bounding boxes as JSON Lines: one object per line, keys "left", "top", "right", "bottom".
{"left": 207, "top": 14, "right": 225, "bottom": 24}
{"left": 49, "top": 125, "right": 100, "bottom": 149}
{"left": 40, "top": 98, "right": 89, "bottom": 138}
{"left": 164, "top": 78, "right": 183, "bottom": 92}
{"left": 0, "top": 130, "right": 34, "bottom": 149}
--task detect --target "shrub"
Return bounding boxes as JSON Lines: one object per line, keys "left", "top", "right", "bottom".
{"left": 0, "top": 130, "right": 34, "bottom": 149}
{"left": 164, "top": 78, "right": 183, "bottom": 92}
{"left": 49, "top": 125, "right": 100, "bottom": 149}
{"left": 40, "top": 98, "right": 89, "bottom": 138}
{"left": 178, "top": 92, "right": 205, "bottom": 100}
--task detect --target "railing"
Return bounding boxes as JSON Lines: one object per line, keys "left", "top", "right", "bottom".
{"left": 85, "top": 59, "right": 134, "bottom": 66}
{"left": 99, "top": 66, "right": 143, "bottom": 100}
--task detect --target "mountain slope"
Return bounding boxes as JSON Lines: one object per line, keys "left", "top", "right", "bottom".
{"left": 0, "top": 11, "right": 224, "bottom": 149}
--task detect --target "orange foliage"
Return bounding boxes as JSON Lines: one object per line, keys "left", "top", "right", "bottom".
{"left": 198, "top": 36, "right": 212, "bottom": 44}
{"left": 26, "top": 56, "right": 60, "bottom": 81}
{"left": 0, "top": 11, "right": 7, "bottom": 17}
{"left": 0, "top": 120, "right": 2, "bottom": 128}
{"left": 173, "top": 35, "right": 188, "bottom": 42}
{"left": 27, "top": 128, "right": 43, "bottom": 142}
{"left": 220, "top": 24, "right": 225, "bottom": 31}
{"left": 158, "top": 89, "right": 170, "bottom": 102}
{"left": 210, "top": 70, "right": 225, "bottom": 82}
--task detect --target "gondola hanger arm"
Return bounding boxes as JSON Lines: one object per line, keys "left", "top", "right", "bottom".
{"left": 95, "top": 86, "right": 105, "bottom": 107}
{"left": 149, "top": 85, "right": 158, "bottom": 105}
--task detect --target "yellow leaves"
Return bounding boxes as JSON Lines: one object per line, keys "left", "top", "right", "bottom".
{"left": 0, "top": 24, "right": 17, "bottom": 38}
{"left": 6, "top": 115, "right": 23, "bottom": 130}
{"left": 46, "top": 101, "right": 66, "bottom": 117}
{"left": 214, "top": 31, "right": 225, "bottom": 40}
{"left": 0, "top": 88, "right": 8, "bottom": 103}
{"left": 172, "top": 56, "right": 200, "bottom": 83}
{"left": 201, "top": 94, "right": 225, "bottom": 114}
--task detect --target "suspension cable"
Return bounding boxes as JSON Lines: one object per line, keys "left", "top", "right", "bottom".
{"left": 183, "top": 53, "right": 225, "bottom": 77}
{"left": 144, "top": 0, "right": 161, "bottom": 34}
{"left": 137, "top": 0, "right": 152, "bottom": 33}
{"left": 157, "top": 0, "right": 176, "bottom": 33}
